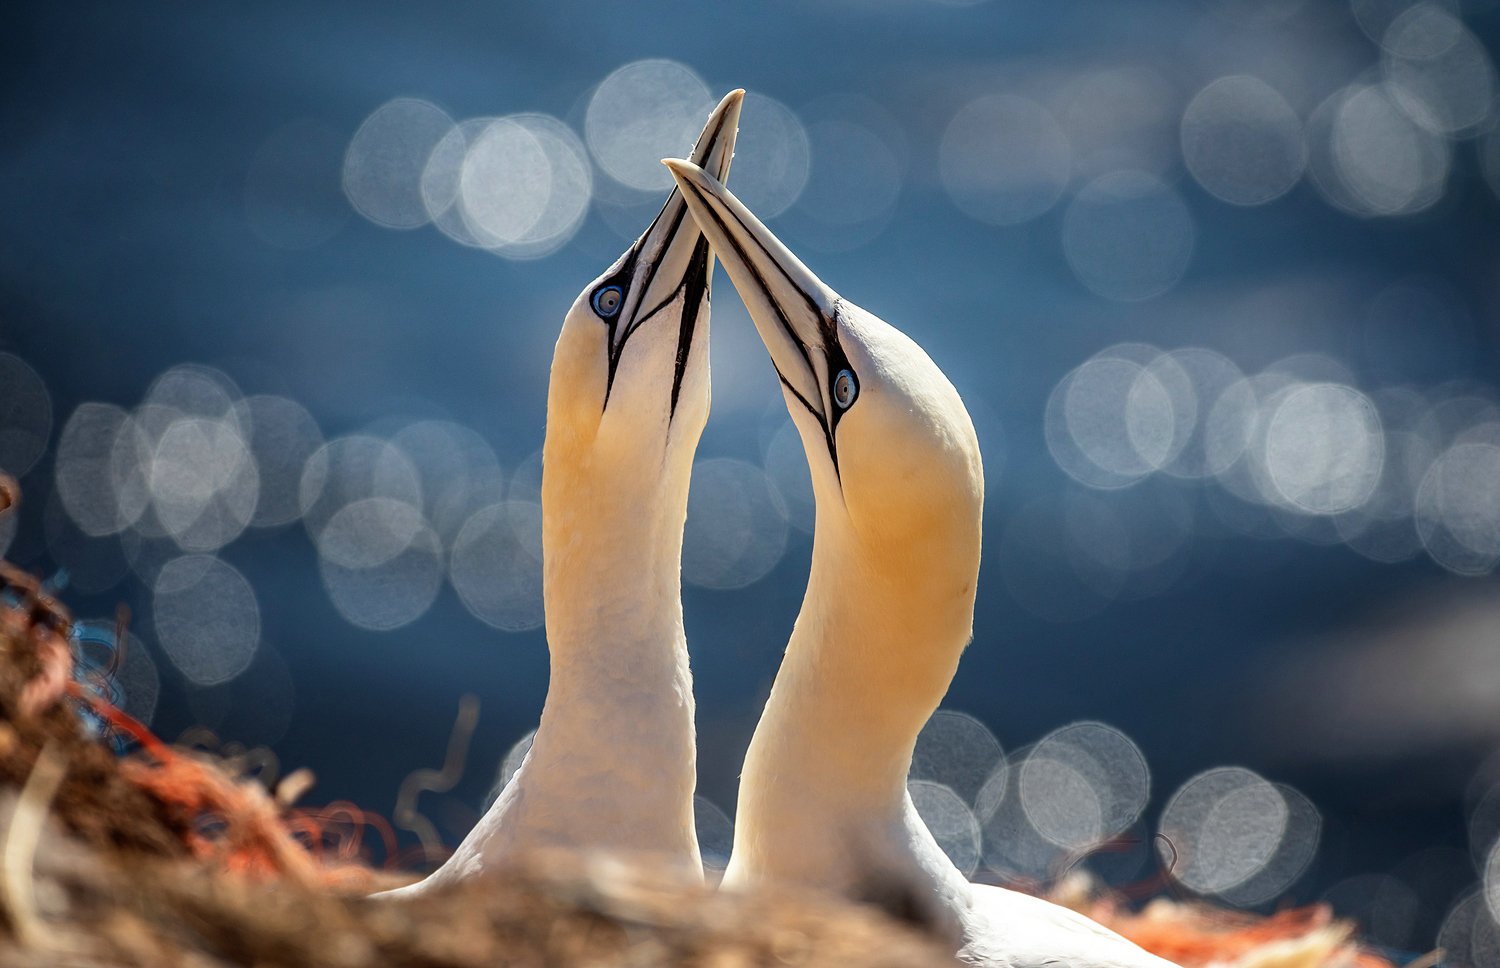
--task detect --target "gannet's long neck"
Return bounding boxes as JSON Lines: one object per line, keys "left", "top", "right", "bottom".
{"left": 666, "top": 158, "right": 1182, "bottom": 968}
{"left": 523, "top": 442, "right": 698, "bottom": 858}
{"left": 403, "top": 419, "right": 701, "bottom": 892}
{"left": 726, "top": 506, "right": 972, "bottom": 933}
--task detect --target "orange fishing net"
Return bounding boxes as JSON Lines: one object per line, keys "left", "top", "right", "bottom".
{"left": 1, "top": 539, "right": 397, "bottom": 891}
{"left": 1056, "top": 883, "right": 1402, "bottom": 968}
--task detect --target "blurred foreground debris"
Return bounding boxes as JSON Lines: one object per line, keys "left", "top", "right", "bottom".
{"left": 0, "top": 808, "right": 953, "bottom": 967}
{"left": 0, "top": 486, "right": 1409, "bottom": 967}
{"left": 392, "top": 693, "right": 480, "bottom": 864}
{"left": 1047, "top": 872, "right": 1400, "bottom": 968}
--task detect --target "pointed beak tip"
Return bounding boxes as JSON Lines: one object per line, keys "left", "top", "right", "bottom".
{"left": 724, "top": 89, "right": 746, "bottom": 128}
{"left": 705, "top": 90, "right": 744, "bottom": 139}
{"left": 714, "top": 89, "right": 745, "bottom": 116}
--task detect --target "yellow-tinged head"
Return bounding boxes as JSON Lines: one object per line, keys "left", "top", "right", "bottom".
{"left": 664, "top": 157, "right": 983, "bottom": 649}
{"left": 544, "top": 93, "right": 743, "bottom": 536}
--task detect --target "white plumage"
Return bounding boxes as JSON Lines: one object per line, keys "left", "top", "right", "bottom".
{"left": 376, "top": 92, "right": 743, "bottom": 898}
{"left": 664, "top": 157, "right": 1181, "bottom": 968}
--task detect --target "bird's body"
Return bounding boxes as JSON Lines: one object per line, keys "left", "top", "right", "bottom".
{"left": 664, "top": 158, "right": 1180, "bottom": 968}
{"left": 376, "top": 92, "right": 743, "bottom": 899}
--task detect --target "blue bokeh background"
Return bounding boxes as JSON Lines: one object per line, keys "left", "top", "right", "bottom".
{"left": 3, "top": 0, "right": 1500, "bottom": 949}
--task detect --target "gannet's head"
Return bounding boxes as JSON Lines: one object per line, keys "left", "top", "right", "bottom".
{"left": 664, "top": 159, "right": 983, "bottom": 645}
{"left": 546, "top": 92, "right": 742, "bottom": 507}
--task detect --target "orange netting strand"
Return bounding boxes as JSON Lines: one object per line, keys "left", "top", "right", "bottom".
{"left": 67, "top": 679, "right": 380, "bottom": 888}
{"left": 294, "top": 800, "right": 401, "bottom": 868}
{"left": 66, "top": 679, "right": 171, "bottom": 761}
{"left": 1114, "top": 903, "right": 1331, "bottom": 961}
{"left": 1091, "top": 899, "right": 1400, "bottom": 968}
{"left": 122, "top": 740, "right": 337, "bottom": 886}
{"left": 0, "top": 499, "right": 427, "bottom": 891}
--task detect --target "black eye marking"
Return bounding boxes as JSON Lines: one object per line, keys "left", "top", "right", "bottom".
{"left": 685, "top": 193, "right": 844, "bottom": 474}
{"left": 592, "top": 285, "right": 623, "bottom": 317}
{"left": 822, "top": 302, "right": 857, "bottom": 452}
{"left": 595, "top": 193, "right": 710, "bottom": 420}
{"left": 769, "top": 303, "right": 856, "bottom": 486}
{"left": 596, "top": 248, "right": 641, "bottom": 411}
{"left": 833, "top": 369, "right": 857, "bottom": 409}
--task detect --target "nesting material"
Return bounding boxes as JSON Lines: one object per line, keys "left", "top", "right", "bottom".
{"left": 0, "top": 816, "right": 954, "bottom": 968}
{"left": 0, "top": 495, "right": 1410, "bottom": 967}
{"left": 0, "top": 543, "right": 953, "bottom": 966}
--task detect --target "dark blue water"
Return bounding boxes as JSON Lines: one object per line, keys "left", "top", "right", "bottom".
{"left": 2, "top": 0, "right": 1498, "bottom": 948}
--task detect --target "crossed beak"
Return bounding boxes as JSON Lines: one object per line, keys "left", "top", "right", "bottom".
{"left": 663, "top": 157, "right": 849, "bottom": 452}
{"left": 601, "top": 91, "right": 744, "bottom": 415}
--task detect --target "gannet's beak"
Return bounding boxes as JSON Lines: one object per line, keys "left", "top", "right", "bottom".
{"left": 663, "top": 157, "right": 847, "bottom": 449}
{"left": 691, "top": 90, "right": 741, "bottom": 189}
{"left": 601, "top": 91, "right": 743, "bottom": 415}
{"left": 633, "top": 90, "right": 742, "bottom": 307}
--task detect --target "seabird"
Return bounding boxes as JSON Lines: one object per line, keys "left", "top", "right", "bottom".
{"left": 378, "top": 91, "right": 743, "bottom": 897}
{"left": 663, "top": 157, "right": 1180, "bottom": 968}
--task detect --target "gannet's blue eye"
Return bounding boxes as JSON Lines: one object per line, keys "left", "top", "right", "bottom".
{"left": 592, "top": 285, "right": 623, "bottom": 317}
{"left": 834, "top": 369, "right": 857, "bottom": 409}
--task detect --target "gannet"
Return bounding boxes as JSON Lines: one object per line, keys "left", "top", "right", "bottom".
{"left": 663, "top": 158, "right": 1180, "bottom": 968}
{"left": 378, "top": 92, "right": 743, "bottom": 898}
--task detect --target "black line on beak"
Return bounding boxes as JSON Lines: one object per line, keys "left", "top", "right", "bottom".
{"left": 601, "top": 195, "right": 690, "bottom": 411}
{"left": 597, "top": 101, "right": 736, "bottom": 415}
{"left": 670, "top": 235, "right": 711, "bottom": 418}
{"left": 600, "top": 245, "right": 642, "bottom": 412}
{"left": 601, "top": 198, "right": 712, "bottom": 421}
{"left": 681, "top": 181, "right": 843, "bottom": 477}
{"left": 609, "top": 98, "right": 733, "bottom": 377}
